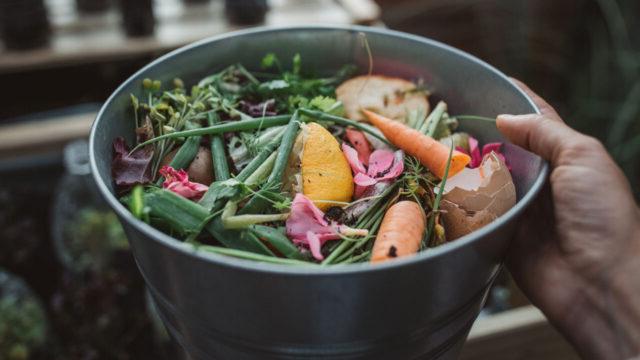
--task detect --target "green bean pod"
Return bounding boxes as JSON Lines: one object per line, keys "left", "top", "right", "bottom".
{"left": 141, "top": 188, "right": 274, "bottom": 255}
{"left": 135, "top": 115, "right": 292, "bottom": 149}
{"left": 249, "top": 225, "right": 305, "bottom": 260}
{"left": 207, "top": 113, "right": 230, "bottom": 181}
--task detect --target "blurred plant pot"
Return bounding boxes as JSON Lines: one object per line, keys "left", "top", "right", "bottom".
{"left": 118, "top": 0, "right": 155, "bottom": 37}
{"left": 0, "top": 0, "right": 50, "bottom": 50}
{"left": 51, "top": 140, "right": 128, "bottom": 274}
{"left": 0, "top": 269, "right": 49, "bottom": 360}
{"left": 76, "top": 0, "right": 111, "bottom": 14}
{"left": 224, "top": 0, "right": 268, "bottom": 25}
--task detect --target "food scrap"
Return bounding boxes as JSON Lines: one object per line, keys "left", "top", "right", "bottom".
{"left": 111, "top": 52, "right": 517, "bottom": 265}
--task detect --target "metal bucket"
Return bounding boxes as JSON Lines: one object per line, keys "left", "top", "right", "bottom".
{"left": 89, "top": 26, "right": 547, "bottom": 360}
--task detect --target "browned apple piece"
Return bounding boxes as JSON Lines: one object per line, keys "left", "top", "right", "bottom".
{"left": 336, "top": 75, "right": 429, "bottom": 122}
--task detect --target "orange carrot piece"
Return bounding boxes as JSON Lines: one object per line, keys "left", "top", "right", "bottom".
{"left": 345, "top": 128, "right": 372, "bottom": 166}
{"left": 362, "top": 109, "right": 471, "bottom": 179}
{"left": 371, "top": 201, "right": 426, "bottom": 263}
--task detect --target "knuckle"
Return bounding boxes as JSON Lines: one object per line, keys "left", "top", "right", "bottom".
{"left": 558, "top": 135, "right": 606, "bottom": 164}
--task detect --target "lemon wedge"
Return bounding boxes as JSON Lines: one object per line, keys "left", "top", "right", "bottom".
{"left": 294, "top": 122, "right": 354, "bottom": 210}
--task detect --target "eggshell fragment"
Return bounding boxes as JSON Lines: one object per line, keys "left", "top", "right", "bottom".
{"left": 336, "top": 75, "right": 429, "bottom": 122}
{"left": 439, "top": 152, "right": 516, "bottom": 240}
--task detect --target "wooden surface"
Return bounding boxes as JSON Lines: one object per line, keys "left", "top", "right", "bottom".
{"left": 462, "top": 306, "right": 579, "bottom": 360}
{"left": 0, "top": 112, "right": 95, "bottom": 159}
{"left": 0, "top": 0, "right": 380, "bottom": 74}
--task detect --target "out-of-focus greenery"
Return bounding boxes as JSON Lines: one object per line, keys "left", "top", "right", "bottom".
{"left": 568, "top": 0, "right": 640, "bottom": 197}
{"left": 63, "top": 209, "right": 128, "bottom": 273}
{"left": 0, "top": 272, "right": 47, "bottom": 360}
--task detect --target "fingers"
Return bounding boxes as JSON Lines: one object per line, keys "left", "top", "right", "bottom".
{"left": 509, "top": 77, "right": 563, "bottom": 122}
{"left": 496, "top": 114, "right": 582, "bottom": 165}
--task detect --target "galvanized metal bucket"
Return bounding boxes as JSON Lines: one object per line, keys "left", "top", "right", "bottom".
{"left": 89, "top": 26, "right": 547, "bottom": 360}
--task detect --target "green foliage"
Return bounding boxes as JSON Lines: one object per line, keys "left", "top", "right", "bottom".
{"left": 0, "top": 273, "right": 47, "bottom": 360}
{"left": 64, "top": 209, "right": 128, "bottom": 272}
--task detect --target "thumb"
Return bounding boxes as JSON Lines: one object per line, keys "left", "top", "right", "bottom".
{"left": 496, "top": 114, "right": 586, "bottom": 166}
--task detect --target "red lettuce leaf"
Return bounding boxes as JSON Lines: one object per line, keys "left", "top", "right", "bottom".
{"left": 111, "top": 137, "right": 154, "bottom": 190}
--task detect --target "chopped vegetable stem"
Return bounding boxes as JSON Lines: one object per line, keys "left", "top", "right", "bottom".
{"left": 134, "top": 115, "right": 292, "bottom": 150}
{"left": 298, "top": 109, "right": 391, "bottom": 145}
{"left": 419, "top": 101, "right": 446, "bottom": 134}
{"left": 222, "top": 213, "right": 289, "bottom": 229}
{"left": 425, "top": 143, "right": 454, "bottom": 246}
{"left": 245, "top": 151, "right": 277, "bottom": 186}
{"left": 196, "top": 245, "right": 314, "bottom": 265}
{"left": 207, "top": 113, "right": 231, "bottom": 181}
{"left": 267, "top": 111, "right": 300, "bottom": 185}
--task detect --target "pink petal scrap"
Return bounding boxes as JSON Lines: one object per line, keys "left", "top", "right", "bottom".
{"left": 458, "top": 137, "right": 509, "bottom": 170}
{"left": 341, "top": 144, "right": 404, "bottom": 198}
{"left": 159, "top": 166, "right": 209, "bottom": 200}
{"left": 286, "top": 194, "right": 368, "bottom": 260}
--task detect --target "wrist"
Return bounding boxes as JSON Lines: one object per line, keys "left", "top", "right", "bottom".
{"left": 557, "top": 220, "right": 640, "bottom": 359}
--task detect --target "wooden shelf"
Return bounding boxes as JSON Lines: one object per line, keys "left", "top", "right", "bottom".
{"left": 0, "top": 0, "right": 379, "bottom": 74}
{"left": 462, "top": 306, "right": 579, "bottom": 360}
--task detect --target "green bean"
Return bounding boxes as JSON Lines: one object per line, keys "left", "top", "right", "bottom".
{"left": 239, "top": 113, "right": 300, "bottom": 215}
{"left": 245, "top": 151, "right": 277, "bottom": 186}
{"left": 235, "top": 132, "right": 284, "bottom": 182}
{"left": 143, "top": 188, "right": 274, "bottom": 255}
{"left": 267, "top": 111, "right": 300, "bottom": 184}
{"left": 425, "top": 144, "right": 454, "bottom": 246}
{"left": 299, "top": 108, "right": 391, "bottom": 145}
{"left": 207, "top": 113, "right": 230, "bottom": 181}
{"left": 418, "top": 101, "right": 446, "bottom": 134}
{"left": 134, "top": 115, "right": 292, "bottom": 149}
{"left": 248, "top": 225, "right": 305, "bottom": 260}
{"left": 198, "top": 132, "right": 283, "bottom": 212}
{"left": 196, "top": 245, "right": 314, "bottom": 266}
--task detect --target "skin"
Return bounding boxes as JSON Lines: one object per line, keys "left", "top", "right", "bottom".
{"left": 498, "top": 79, "right": 640, "bottom": 359}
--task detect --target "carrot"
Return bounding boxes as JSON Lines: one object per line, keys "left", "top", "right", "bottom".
{"left": 371, "top": 201, "right": 426, "bottom": 263}
{"left": 362, "top": 109, "right": 471, "bottom": 179}
{"left": 345, "top": 128, "right": 372, "bottom": 165}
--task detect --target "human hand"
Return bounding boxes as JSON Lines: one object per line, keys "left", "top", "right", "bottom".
{"left": 497, "top": 79, "right": 640, "bottom": 359}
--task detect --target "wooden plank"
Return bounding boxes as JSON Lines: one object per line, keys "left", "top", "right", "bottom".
{"left": 461, "top": 306, "right": 579, "bottom": 360}
{"left": 0, "top": 112, "right": 95, "bottom": 159}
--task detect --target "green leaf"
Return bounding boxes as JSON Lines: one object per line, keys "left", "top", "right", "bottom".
{"left": 308, "top": 96, "right": 343, "bottom": 115}
{"left": 260, "top": 80, "right": 290, "bottom": 91}
{"left": 261, "top": 52, "right": 278, "bottom": 69}
{"left": 292, "top": 53, "right": 302, "bottom": 75}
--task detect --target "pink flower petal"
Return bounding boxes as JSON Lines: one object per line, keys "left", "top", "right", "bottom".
{"left": 305, "top": 231, "right": 324, "bottom": 260}
{"left": 482, "top": 143, "right": 510, "bottom": 169}
{"left": 354, "top": 185, "right": 368, "bottom": 199}
{"left": 455, "top": 146, "right": 468, "bottom": 155}
{"left": 286, "top": 193, "right": 367, "bottom": 261}
{"left": 377, "top": 150, "right": 404, "bottom": 181}
{"left": 345, "top": 129, "right": 372, "bottom": 166}
{"left": 354, "top": 173, "right": 378, "bottom": 186}
{"left": 468, "top": 136, "right": 482, "bottom": 168}
{"left": 367, "top": 150, "right": 395, "bottom": 177}
{"left": 159, "top": 166, "right": 208, "bottom": 200}
{"left": 481, "top": 142, "right": 502, "bottom": 157}
{"left": 341, "top": 143, "right": 367, "bottom": 175}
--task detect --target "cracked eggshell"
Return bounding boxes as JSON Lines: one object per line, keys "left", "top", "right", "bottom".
{"left": 440, "top": 152, "right": 516, "bottom": 240}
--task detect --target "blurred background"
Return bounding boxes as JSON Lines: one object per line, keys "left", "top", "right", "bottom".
{"left": 0, "top": 0, "right": 637, "bottom": 359}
